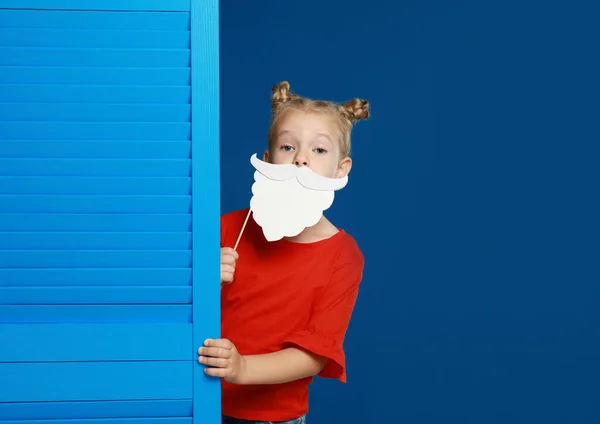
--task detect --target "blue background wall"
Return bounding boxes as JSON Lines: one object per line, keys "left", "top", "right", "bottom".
{"left": 219, "top": 1, "right": 599, "bottom": 422}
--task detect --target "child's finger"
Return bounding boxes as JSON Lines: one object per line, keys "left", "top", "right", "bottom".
{"left": 221, "top": 264, "right": 235, "bottom": 274}
{"left": 221, "top": 247, "right": 239, "bottom": 260}
{"left": 199, "top": 346, "right": 231, "bottom": 358}
{"left": 204, "top": 367, "right": 227, "bottom": 378}
{"left": 198, "top": 355, "right": 228, "bottom": 368}
{"left": 221, "top": 254, "right": 237, "bottom": 265}
{"left": 204, "top": 338, "right": 234, "bottom": 349}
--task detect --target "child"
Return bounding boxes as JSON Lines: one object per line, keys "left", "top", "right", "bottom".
{"left": 198, "top": 81, "right": 370, "bottom": 423}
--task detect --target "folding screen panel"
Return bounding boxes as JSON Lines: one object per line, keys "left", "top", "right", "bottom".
{"left": 0, "top": 1, "right": 220, "bottom": 423}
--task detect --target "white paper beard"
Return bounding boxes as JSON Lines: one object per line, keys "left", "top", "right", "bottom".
{"left": 249, "top": 154, "right": 349, "bottom": 242}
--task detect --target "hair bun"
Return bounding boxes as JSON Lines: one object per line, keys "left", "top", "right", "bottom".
{"left": 341, "top": 98, "right": 370, "bottom": 123}
{"left": 271, "top": 81, "right": 298, "bottom": 109}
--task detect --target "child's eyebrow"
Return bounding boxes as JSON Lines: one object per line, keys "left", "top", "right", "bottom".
{"left": 315, "top": 133, "right": 333, "bottom": 143}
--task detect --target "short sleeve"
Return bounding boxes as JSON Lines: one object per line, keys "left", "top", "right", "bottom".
{"left": 283, "top": 241, "right": 364, "bottom": 383}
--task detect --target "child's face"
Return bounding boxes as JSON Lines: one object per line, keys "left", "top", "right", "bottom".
{"left": 264, "top": 109, "right": 352, "bottom": 179}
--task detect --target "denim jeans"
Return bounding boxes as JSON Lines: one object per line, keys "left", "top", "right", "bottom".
{"left": 222, "top": 415, "right": 306, "bottom": 424}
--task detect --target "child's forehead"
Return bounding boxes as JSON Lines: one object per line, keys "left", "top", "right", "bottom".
{"left": 278, "top": 110, "right": 339, "bottom": 134}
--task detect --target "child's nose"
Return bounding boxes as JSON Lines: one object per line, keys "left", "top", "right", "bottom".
{"left": 294, "top": 154, "right": 308, "bottom": 167}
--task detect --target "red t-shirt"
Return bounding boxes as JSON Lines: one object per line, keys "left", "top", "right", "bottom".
{"left": 220, "top": 208, "right": 364, "bottom": 422}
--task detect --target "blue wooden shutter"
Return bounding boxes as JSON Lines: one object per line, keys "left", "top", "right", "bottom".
{"left": 0, "top": 1, "right": 220, "bottom": 423}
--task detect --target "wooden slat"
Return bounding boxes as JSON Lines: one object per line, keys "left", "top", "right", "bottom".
{"left": 0, "top": 122, "right": 191, "bottom": 140}
{"left": 0, "top": 67, "right": 190, "bottom": 85}
{"left": 0, "top": 361, "right": 193, "bottom": 402}
{"left": 0, "top": 195, "right": 191, "bottom": 213}
{"left": 0, "top": 177, "right": 191, "bottom": 195}
{"left": 0, "top": 419, "right": 191, "bottom": 424}
{"left": 0, "top": 29, "right": 190, "bottom": 49}
{"left": 0, "top": 304, "right": 192, "bottom": 323}
{"left": 0, "top": 286, "right": 192, "bottom": 304}
{"left": 0, "top": 232, "right": 191, "bottom": 249}
{"left": 0, "top": 141, "right": 191, "bottom": 159}
{"left": 0, "top": 214, "right": 192, "bottom": 232}
{"left": 0, "top": 84, "right": 190, "bottom": 103}
{"left": 0, "top": 10, "right": 190, "bottom": 30}
{"left": 10, "top": 177, "right": 192, "bottom": 196}
{"left": 0, "top": 250, "right": 191, "bottom": 268}
{"left": 0, "top": 159, "right": 191, "bottom": 177}
{"left": 0, "top": 399, "right": 192, "bottom": 420}
{"left": 0, "top": 47, "right": 190, "bottom": 67}
{"left": 0, "top": 103, "right": 191, "bottom": 122}
{"left": 0, "top": 0, "right": 191, "bottom": 11}
{"left": 0, "top": 323, "right": 192, "bottom": 361}
{"left": 0, "top": 268, "right": 192, "bottom": 286}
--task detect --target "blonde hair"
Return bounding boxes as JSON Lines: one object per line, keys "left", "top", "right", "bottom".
{"left": 267, "top": 81, "right": 370, "bottom": 158}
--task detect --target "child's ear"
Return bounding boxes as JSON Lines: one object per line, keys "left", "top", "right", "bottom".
{"left": 336, "top": 157, "right": 352, "bottom": 178}
{"left": 262, "top": 149, "right": 270, "bottom": 163}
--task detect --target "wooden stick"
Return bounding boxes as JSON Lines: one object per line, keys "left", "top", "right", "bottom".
{"left": 222, "top": 209, "right": 251, "bottom": 291}
{"left": 234, "top": 208, "right": 252, "bottom": 251}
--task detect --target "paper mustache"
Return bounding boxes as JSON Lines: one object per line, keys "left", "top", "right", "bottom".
{"left": 249, "top": 154, "right": 348, "bottom": 191}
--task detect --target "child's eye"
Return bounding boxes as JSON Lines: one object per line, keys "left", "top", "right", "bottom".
{"left": 280, "top": 145, "right": 294, "bottom": 152}
{"left": 314, "top": 148, "right": 327, "bottom": 154}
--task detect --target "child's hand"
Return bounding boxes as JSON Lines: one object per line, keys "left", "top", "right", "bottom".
{"left": 198, "top": 338, "right": 247, "bottom": 384}
{"left": 220, "top": 247, "right": 239, "bottom": 286}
